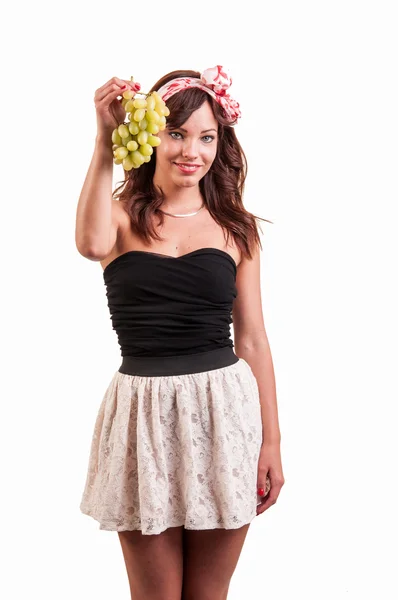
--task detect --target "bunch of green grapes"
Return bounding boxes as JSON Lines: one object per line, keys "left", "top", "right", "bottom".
{"left": 112, "top": 78, "right": 170, "bottom": 170}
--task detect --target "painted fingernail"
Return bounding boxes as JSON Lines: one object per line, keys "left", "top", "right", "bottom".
{"left": 258, "top": 488, "right": 264, "bottom": 495}
{"left": 121, "top": 85, "right": 126, "bottom": 89}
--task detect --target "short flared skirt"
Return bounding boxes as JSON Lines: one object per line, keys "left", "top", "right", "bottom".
{"left": 79, "top": 357, "right": 266, "bottom": 535}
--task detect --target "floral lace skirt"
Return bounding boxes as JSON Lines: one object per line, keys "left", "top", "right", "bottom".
{"left": 79, "top": 357, "right": 266, "bottom": 535}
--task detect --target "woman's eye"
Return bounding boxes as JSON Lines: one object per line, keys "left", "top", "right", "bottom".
{"left": 169, "top": 132, "right": 214, "bottom": 143}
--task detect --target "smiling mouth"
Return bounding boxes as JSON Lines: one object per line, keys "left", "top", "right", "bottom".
{"left": 174, "top": 163, "right": 201, "bottom": 171}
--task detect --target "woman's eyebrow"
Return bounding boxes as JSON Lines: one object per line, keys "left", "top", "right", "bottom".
{"left": 177, "top": 127, "right": 217, "bottom": 133}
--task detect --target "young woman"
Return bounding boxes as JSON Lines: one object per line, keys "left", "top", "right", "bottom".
{"left": 76, "top": 66, "right": 284, "bottom": 600}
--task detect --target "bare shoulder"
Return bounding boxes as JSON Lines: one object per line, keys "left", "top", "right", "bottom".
{"left": 112, "top": 198, "right": 130, "bottom": 229}
{"left": 97, "top": 200, "right": 130, "bottom": 270}
{"left": 236, "top": 243, "right": 261, "bottom": 289}
{"left": 108, "top": 199, "right": 132, "bottom": 244}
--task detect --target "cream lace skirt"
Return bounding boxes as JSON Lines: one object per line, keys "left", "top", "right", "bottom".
{"left": 79, "top": 357, "right": 266, "bottom": 535}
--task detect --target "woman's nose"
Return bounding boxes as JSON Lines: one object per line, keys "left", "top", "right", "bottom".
{"left": 182, "top": 141, "right": 198, "bottom": 159}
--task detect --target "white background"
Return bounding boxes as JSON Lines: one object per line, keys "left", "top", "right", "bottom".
{"left": 1, "top": 0, "right": 397, "bottom": 598}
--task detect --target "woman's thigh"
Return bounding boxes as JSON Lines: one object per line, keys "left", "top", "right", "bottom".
{"left": 118, "top": 525, "right": 184, "bottom": 600}
{"left": 181, "top": 523, "right": 251, "bottom": 600}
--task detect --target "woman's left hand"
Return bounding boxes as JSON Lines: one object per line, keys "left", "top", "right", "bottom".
{"left": 256, "top": 441, "right": 285, "bottom": 516}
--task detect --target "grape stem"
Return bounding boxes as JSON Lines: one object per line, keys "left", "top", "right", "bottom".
{"left": 129, "top": 76, "right": 156, "bottom": 96}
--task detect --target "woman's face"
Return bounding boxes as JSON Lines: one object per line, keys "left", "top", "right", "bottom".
{"left": 153, "top": 100, "right": 218, "bottom": 189}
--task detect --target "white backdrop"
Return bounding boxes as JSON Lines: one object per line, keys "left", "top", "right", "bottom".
{"left": 1, "top": 0, "right": 397, "bottom": 598}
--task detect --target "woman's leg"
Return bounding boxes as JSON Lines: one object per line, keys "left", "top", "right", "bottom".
{"left": 118, "top": 525, "right": 184, "bottom": 600}
{"left": 181, "top": 523, "right": 251, "bottom": 600}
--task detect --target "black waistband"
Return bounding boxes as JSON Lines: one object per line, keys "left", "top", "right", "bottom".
{"left": 118, "top": 346, "right": 239, "bottom": 376}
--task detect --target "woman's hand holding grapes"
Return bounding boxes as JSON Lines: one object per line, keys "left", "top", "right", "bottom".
{"left": 94, "top": 76, "right": 141, "bottom": 143}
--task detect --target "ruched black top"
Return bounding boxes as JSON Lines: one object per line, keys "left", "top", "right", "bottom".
{"left": 102, "top": 248, "right": 238, "bottom": 357}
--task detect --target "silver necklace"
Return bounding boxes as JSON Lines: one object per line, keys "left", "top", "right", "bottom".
{"left": 159, "top": 202, "right": 205, "bottom": 218}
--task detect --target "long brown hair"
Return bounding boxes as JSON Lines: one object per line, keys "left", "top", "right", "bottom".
{"left": 112, "top": 69, "right": 273, "bottom": 259}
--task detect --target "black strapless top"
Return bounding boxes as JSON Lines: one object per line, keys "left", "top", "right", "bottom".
{"left": 102, "top": 248, "right": 238, "bottom": 357}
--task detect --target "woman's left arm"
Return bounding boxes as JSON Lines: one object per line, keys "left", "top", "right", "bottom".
{"left": 232, "top": 244, "right": 281, "bottom": 445}
{"left": 232, "top": 244, "right": 284, "bottom": 512}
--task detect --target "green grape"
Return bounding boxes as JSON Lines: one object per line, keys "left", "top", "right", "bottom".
{"left": 128, "top": 121, "right": 140, "bottom": 135}
{"left": 137, "top": 130, "right": 148, "bottom": 145}
{"left": 114, "top": 146, "right": 129, "bottom": 160}
{"left": 114, "top": 158, "right": 123, "bottom": 165}
{"left": 131, "top": 150, "right": 145, "bottom": 166}
{"left": 146, "top": 95, "right": 156, "bottom": 110}
{"left": 112, "top": 129, "right": 123, "bottom": 145}
{"left": 112, "top": 144, "right": 119, "bottom": 151}
{"left": 158, "top": 116, "right": 167, "bottom": 130}
{"left": 122, "top": 89, "right": 135, "bottom": 100}
{"left": 133, "top": 108, "right": 146, "bottom": 122}
{"left": 147, "top": 135, "right": 161, "bottom": 147}
{"left": 163, "top": 106, "right": 170, "bottom": 116}
{"left": 146, "top": 122, "right": 160, "bottom": 134}
{"left": 133, "top": 97, "right": 147, "bottom": 109}
{"left": 118, "top": 124, "right": 130, "bottom": 138}
{"left": 143, "top": 155, "right": 151, "bottom": 162}
{"left": 152, "top": 91, "right": 162, "bottom": 103}
{"left": 139, "top": 143, "right": 153, "bottom": 156}
{"left": 123, "top": 154, "right": 136, "bottom": 171}
{"left": 127, "top": 140, "right": 138, "bottom": 151}
{"left": 138, "top": 118, "right": 148, "bottom": 130}
{"left": 125, "top": 99, "right": 135, "bottom": 112}
{"left": 146, "top": 110, "right": 160, "bottom": 123}
{"left": 122, "top": 134, "right": 133, "bottom": 146}
{"left": 156, "top": 105, "right": 166, "bottom": 116}
{"left": 121, "top": 98, "right": 128, "bottom": 108}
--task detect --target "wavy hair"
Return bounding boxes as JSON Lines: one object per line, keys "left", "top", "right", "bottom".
{"left": 112, "top": 69, "right": 273, "bottom": 259}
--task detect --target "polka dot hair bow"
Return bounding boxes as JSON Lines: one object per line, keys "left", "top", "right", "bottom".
{"left": 156, "top": 65, "right": 241, "bottom": 124}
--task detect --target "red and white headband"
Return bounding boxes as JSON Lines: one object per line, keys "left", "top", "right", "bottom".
{"left": 156, "top": 65, "right": 241, "bottom": 124}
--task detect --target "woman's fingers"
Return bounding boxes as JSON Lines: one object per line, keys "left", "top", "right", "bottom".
{"left": 256, "top": 475, "right": 284, "bottom": 515}
{"left": 95, "top": 83, "right": 125, "bottom": 105}
{"left": 94, "top": 77, "right": 142, "bottom": 139}
{"left": 95, "top": 77, "right": 140, "bottom": 103}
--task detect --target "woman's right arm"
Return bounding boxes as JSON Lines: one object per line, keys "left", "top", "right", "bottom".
{"left": 75, "top": 136, "right": 116, "bottom": 259}
{"left": 75, "top": 76, "right": 140, "bottom": 259}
